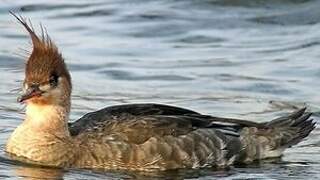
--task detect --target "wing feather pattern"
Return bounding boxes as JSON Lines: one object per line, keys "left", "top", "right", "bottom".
{"left": 68, "top": 104, "right": 314, "bottom": 170}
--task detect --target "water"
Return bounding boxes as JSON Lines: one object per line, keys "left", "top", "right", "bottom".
{"left": 0, "top": 0, "right": 320, "bottom": 179}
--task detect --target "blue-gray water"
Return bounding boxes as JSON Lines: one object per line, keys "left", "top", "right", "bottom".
{"left": 0, "top": 0, "right": 320, "bottom": 179}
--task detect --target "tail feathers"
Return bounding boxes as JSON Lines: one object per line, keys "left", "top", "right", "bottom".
{"left": 285, "top": 118, "right": 316, "bottom": 147}
{"left": 265, "top": 107, "right": 316, "bottom": 148}
{"left": 240, "top": 108, "right": 316, "bottom": 162}
{"left": 265, "top": 107, "right": 309, "bottom": 127}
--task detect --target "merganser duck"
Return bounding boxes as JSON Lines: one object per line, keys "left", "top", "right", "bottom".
{"left": 6, "top": 13, "right": 316, "bottom": 171}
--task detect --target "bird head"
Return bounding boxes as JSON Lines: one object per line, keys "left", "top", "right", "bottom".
{"left": 12, "top": 13, "right": 72, "bottom": 108}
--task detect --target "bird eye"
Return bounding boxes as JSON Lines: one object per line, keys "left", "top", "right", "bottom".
{"left": 49, "top": 73, "right": 59, "bottom": 87}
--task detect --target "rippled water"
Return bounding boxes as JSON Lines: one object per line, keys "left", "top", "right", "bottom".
{"left": 0, "top": 0, "right": 320, "bottom": 179}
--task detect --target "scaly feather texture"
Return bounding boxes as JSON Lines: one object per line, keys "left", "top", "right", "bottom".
{"left": 5, "top": 12, "right": 316, "bottom": 171}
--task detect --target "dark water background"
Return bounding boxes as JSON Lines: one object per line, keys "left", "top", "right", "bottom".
{"left": 0, "top": 0, "right": 320, "bottom": 179}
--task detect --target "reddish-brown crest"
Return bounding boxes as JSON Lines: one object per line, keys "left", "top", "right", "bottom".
{"left": 10, "top": 11, "right": 71, "bottom": 88}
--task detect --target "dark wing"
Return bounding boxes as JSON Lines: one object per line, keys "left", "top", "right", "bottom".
{"left": 69, "top": 103, "right": 199, "bottom": 136}
{"left": 69, "top": 103, "right": 259, "bottom": 141}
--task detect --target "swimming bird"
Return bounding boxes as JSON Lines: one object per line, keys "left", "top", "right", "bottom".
{"left": 6, "top": 13, "right": 316, "bottom": 171}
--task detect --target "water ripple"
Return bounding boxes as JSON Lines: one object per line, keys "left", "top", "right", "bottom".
{"left": 99, "top": 69, "right": 193, "bottom": 81}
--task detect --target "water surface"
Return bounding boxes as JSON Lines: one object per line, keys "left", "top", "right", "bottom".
{"left": 0, "top": 0, "right": 320, "bottom": 179}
